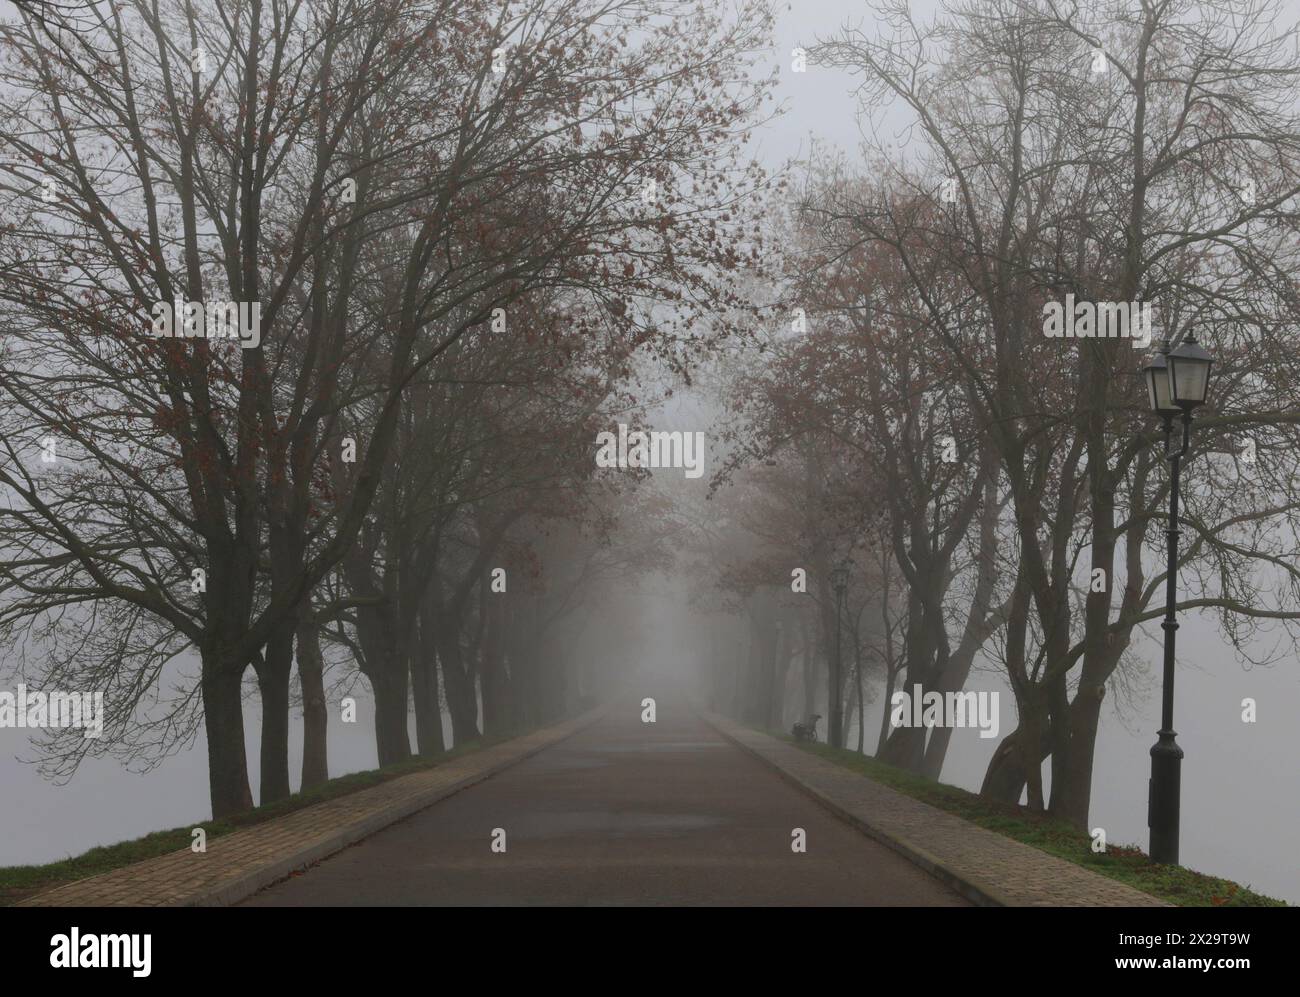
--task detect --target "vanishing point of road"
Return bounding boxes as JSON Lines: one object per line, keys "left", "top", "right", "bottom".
{"left": 241, "top": 693, "right": 971, "bottom": 906}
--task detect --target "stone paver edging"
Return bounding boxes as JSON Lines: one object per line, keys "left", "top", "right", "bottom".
{"left": 700, "top": 710, "right": 1170, "bottom": 907}
{"left": 20, "top": 706, "right": 608, "bottom": 907}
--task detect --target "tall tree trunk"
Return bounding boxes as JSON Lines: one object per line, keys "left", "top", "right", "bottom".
{"left": 494, "top": 589, "right": 523, "bottom": 733}
{"left": 481, "top": 587, "right": 509, "bottom": 736}
{"left": 747, "top": 604, "right": 778, "bottom": 727}
{"left": 921, "top": 725, "right": 951, "bottom": 780}
{"left": 982, "top": 559, "right": 1040, "bottom": 804}
{"left": 1053, "top": 662, "right": 1116, "bottom": 827}
{"left": 879, "top": 588, "right": 941, "bottom": 771}
{"left": 876, "top": 663, "right": 897, "bottom": 755}
{"left": 980, "top": 725, "right": 1030, "bottom": 803}
{"left": 201, "top": 658, "right": 254, "bottom": 818}
{"left": 506, "top": 596, "right": 539, "bottom": 729}
{"left": 411, "top": 609, "right": 445, "bottom": 757}
{"left": 371, "top": 667, "right": 412, "bottom": 767}
{"left": 255, "top": 620, "right": 295, "bottom": 804}
{"left": 982, "top": 687, "right": 1050, "bottom": 810}
{"left": 771, "top": 621, "right": 791, "bottom": 729}
{"left": 920, "top": 640, "right": 984, "bottom": 778}
{"left": 356, "top": 605, "right": 411, "bottom": 765}
{"left": 296, "top": 614, "right": 329, "bottom": 790}
{"left": 437, "top": 626, "right": 480, "bottom": 744}
{"left": 854, "top": 647, "right": 865, "bottom": 754}
{"left": 922, "top": 477, "right": 1005, "bottom": 779}
{"left": 1045, "top": 300, "right": 1119, "bottom": 828}
{"left": 1046, "top": 671, "right": 1072, "bottom": 815}
{"left": 1021, "top": 691, "right": 1047, "bottom": 812}
{"left": 802, "top": 623, "right": 818, "bottom": 721}
{"left": 880, "top": 714, "right": 928, "bottom": 770}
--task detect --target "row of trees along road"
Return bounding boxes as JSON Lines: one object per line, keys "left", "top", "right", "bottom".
{"left": 0, "top": 0, "right": 777, "bottom": 818}
{"left": 5, "top": 0, "right": 1298, "bottom": 839}
{"left": 709, "top": 0, "right": 1300, "bottom": 831}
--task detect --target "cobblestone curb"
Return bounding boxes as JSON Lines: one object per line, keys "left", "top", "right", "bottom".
{"left": 699, "top": 710, "right": 1170, "bottom": 907}
{"left": 19, "top": 705, "right": 608, "bottom": 907}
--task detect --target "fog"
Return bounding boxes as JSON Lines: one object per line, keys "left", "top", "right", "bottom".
{"left": 2, "top": 0, "right": 1298, "bottom": 910}
{"left": 7, "top": 395, "right": 1297, "bottom": 904}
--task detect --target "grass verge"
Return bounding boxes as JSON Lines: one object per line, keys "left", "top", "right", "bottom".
{"left": 0, "top": 731, "right": 519, "bottom": 907}
{"left": 780, "top": 734, "right": 1286, "bottom": 907}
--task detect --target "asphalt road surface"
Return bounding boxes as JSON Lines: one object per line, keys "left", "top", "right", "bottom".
{"left": 242, "top": 696, "right": 972, "bottom": 906}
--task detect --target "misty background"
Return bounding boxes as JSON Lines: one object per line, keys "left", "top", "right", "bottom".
{"left": 2, "top": 0, "right": 1298, "bottom": 905}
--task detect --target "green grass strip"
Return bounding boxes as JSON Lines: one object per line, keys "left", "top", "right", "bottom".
{"left": 780, "top": 734, "right": 1286, "bottom": 907}
{"left": 0, "top": 733, "right": 513, "bottom": 907}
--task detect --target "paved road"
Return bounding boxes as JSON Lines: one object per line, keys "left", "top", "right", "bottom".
{"left": 242, "top": 696, "right": 971, "bottom": 906}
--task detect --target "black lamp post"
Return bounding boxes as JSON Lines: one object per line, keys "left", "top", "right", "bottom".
{"left": 1140, "top": 331, "right": 1213, "bottom": 865}
{"left": 829, "top": 562, "right": 849, "bottom": 749}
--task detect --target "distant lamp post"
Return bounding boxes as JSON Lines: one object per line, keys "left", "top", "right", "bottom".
{"left": 829, "top": 562, "right": 850, "bottom": 749}
{"left": 1140, "top": 331, "right": 1213, "bottom": 865}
